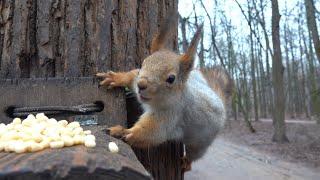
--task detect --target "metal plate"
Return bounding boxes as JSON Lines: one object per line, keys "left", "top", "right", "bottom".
{"left": 0, "top": 77, "right": 127, "bottom": 126}
{"left": 74, "top": 115, "right": 99, "bottom": 126}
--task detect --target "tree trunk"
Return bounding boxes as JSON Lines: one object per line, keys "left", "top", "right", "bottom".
{"left": 179, "top": 14, "right": 188, "bottom": 52}
{"left": 271, "top": 0, "right": 289, "bottom": 143}
{"left": 239, "top": 53, "right": 255, "bottom": 133}
{"left": 305, "top": 0, "right": 320, "bottom": 64}
{"left": 245, "top": 1, "right": 259, "bottom": 122}
{"left": 304, "top": 0, "right": 320, "bottom": 123}
{"left": 0, "top": 0, "right": 183, "bottom": 179}
{"left": 284, "top": 26, "right": 293, "bottom": 117}
{"left": 298, "top": 33, "right": 309, "bottom": 118}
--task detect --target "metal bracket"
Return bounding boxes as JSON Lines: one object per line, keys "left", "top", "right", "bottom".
{"left": 74, "top": 115, "right": 99, "bottom": 126}
{"left": 0, "top": 77, "right": 127, "bottom": 126}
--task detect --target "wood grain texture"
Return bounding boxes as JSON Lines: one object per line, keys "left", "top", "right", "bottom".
{"left": 126, "top": 93, "right": 184, "bottom": 180}
{"left": 0, "top": 126, "right": 151, "bottom": 180}
{"left": 0, "top": 0, "right": 181, "bottom": 179}
{"left": 0, "top": 77, "right": 126, "bottom": 126}
{"left": 0, "top": 0, "right": 178, "bottom": 78}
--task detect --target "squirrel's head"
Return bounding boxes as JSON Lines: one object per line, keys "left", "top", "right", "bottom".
{"left": 135, "top": 13, "right": 203, "bottom": 107}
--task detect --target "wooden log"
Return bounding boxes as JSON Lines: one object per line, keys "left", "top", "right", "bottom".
{"left": 126, "top": 93, "right": 184, "bottom": 180}
{"left": 0, "top": 126, "right": 151, "bottom": 180}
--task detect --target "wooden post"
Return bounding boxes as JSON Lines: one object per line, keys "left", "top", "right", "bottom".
{"left": 126, "top": 93, "right": 184, "bottom": 180}
{"left": 0, "top": 0, "right": 183, "bottom": 179}
{"left": 0, "top": 126, "right": 151, "bottom": 179}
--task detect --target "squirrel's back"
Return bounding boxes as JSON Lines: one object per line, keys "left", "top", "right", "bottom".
{"left": 200, "top": 66, "right": 234, "bottom": 105}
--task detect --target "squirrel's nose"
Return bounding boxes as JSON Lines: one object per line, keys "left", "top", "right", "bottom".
{"left": 137, "top": 79, "right": 148, "bottom": 92}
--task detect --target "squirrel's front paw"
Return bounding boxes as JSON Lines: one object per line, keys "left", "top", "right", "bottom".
{"left": 108, "top": 126, "right": 150, "bottom": 148}
{"left": 107, "top": 125, "right": 128, "bottom": 138}
{"left": 123, "top": 130, "right": 150, "bottom": 148}
{"left": 96, "top": 71, "right": 122, "bottom": 89}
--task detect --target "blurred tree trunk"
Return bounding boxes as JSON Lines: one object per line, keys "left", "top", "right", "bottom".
{"left": 284, "top": 25, "right": 293, "bottom": 117}
{"left": 257, "top": 45, "right": 267, "bottom": 118}
{"left": 305, "top": 0, "right": 320, "bottom": 64}
{"left": 257, "top": 0, "right": 273, "bottom": 117}
{"left": 271, "top": 0, "right": 289, "bottom": 143}
{"left": 179, "top": 14, "right": 188, "bottom": 52}
{"left": 304, "top": 0, "right": 320, "bottom": 123}
{"left": 199, "top": 0, "right": 225, "bottom": 67}
{"left": 289, "top": 34, "right": 300, "bottom": 117}
{"left": 236, "top": 0, "right": 259, "bottom": 121}
{"left": 298, "top": 27, "right": 310, "bottom": 118}
{"left": 238, "top": 53, "right": 255, "bottom": 133}
{"left": 199, "top": 29, "right": 205, "bottom": 68}
{"left": 302, "top": 27, "right": 315, "bottom": 119}
{"left": 248, "top": 2, "right": 259, "bottom": 122}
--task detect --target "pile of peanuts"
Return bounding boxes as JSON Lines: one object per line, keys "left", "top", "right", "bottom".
{"left": 0, "top": 113, "right": 96, "bottom": 153}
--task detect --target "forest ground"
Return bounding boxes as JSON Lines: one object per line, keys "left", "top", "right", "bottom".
{"left": 185, "top": 119, "right": 320, "bottom": 180}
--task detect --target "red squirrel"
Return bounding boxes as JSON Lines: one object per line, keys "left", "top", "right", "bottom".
{"left": 97, "top": 12, "right": 233, "bottom": 170}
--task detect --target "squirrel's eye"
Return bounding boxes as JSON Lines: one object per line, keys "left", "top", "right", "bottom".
{"left": 166, "top": 75, "right": 175, "bottom": 84}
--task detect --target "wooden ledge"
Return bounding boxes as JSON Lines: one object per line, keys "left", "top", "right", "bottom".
{"left": 0, "top": 126, "right": 151, "bottom": 180}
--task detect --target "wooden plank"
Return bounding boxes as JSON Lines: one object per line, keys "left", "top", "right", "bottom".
{"left": 0, "top": 77, "right": 126, "bottom": 126}
{"left": 36, "top": 0, "right": 54, "bottom": 77}
{"left": 84, "top": 0, "right": 112, "bottom": 74}
{"left": 0, "top": 0, "right": 19, "bottom": 78}
{"left": 126, "top": 93, "right": 184, "bottom": 180}
{"left": 0, "top": 126, "right": 151, "bottom": 180}
{"left": 136, "top": 0, "right": 158, "bottom": 63}
{"left": 110, "top": 0, "right": 138, "bottom": 71}
{"left": 64, "top": 0, "right": 83, "bottom": 76}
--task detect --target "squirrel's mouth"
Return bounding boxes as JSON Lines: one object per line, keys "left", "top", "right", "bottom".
{"left": 139, "top": 94, "right": 151, "bottom": 101}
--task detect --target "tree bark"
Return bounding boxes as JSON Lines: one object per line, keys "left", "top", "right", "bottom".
{"left": 0, "top": 0, "right": 183, "bottom": 179}
{"left": 271, "top": 0, "right": 289, "bottom": 143}
{"left": 305, "top": 0, "right": 320, "bottom": 64}
{"left": 304, "top": 0, "right": 320, "bottom": 123}
{"left": 179, "top": 14, "right": 188, "bottom": 52}
{"left": 284, "top": 25, "right": 293, "bottom": 116}
{"left": 258, "top": 0, "right": 273, "bottom": 117}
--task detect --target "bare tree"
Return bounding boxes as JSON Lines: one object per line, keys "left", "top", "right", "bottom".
{"left": 234, "top": 0, "right": 259, "bottom": 122}
{"left": 305, "top": 0, "right": 320, "bottom": 64}
{"left": 304, "top": 0, "right": 320, "bottom": 123}
{"left": 271, "top": 0, "right": 289, "bottom": 143}
{"left": 179, "top": 14, "right": 189, "bottom": 52}
{"left": 199, "top": 0, "right": 226, "bottom": 67}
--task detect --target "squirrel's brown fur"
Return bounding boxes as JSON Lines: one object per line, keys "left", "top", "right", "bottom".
{"left": 96, "top": 11, "right": 233, "bottom": 171}
{"left": 200, "top": 67, "right": 234, "bottom": 104}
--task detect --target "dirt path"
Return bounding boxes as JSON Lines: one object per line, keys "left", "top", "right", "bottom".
{"left": 185, "top": 138, "right": 320, "bottom": 180}
{"left": 259, "top": 119, "right": 316, "bottom": 124}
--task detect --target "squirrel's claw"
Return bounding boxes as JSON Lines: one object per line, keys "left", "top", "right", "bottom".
{"left": 96, "top": 72, "right": 106, "bottom": 77}
{"left": 107, "top": 125, "right": 126, "bottom": 138}
{"left": 99, "top": 78, "right": 112, "bottom": 85}
{"left": 123, "top": 133, "right": 133, "bottom": 143}
{"left": 96, "top": 71, "right": 120, "bottom": 88}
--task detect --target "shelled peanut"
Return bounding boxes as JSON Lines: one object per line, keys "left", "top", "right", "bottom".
{"left": 0, "top": 113, "right": 96, "bottom": 153}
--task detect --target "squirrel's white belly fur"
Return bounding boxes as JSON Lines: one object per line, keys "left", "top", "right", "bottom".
{"left": 181, "top": 70, "right": 226, "bottom": 160}
{"left": 141, "top": 69, "right": 226, "bottom": 161}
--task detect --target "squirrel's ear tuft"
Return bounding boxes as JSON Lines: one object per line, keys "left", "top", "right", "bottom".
{"left": 180, "top": 24, "right": 203, "bottom": 74}
{"left": 150, "top": 10, "right": 178, "bottom": 53}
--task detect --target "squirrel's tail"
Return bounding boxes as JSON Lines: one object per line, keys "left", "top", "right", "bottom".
{"left": 200, "top": 66, "right": 234, "bottom": 105}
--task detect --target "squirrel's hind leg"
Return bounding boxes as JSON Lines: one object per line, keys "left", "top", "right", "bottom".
{"left": 181, "top": 144, "right": 207, "bottom": 172}
{"left": 181, "top": 156, "right": 192, "bottom": 172}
